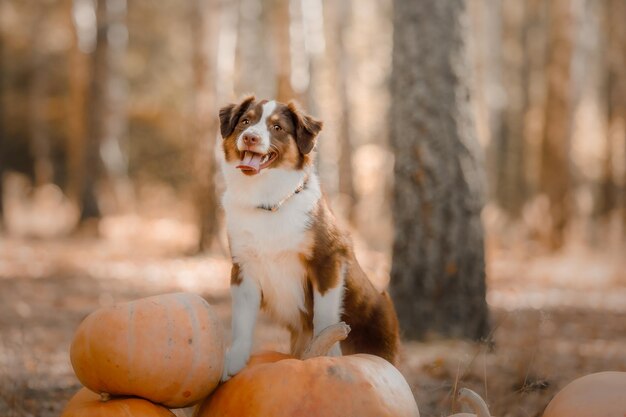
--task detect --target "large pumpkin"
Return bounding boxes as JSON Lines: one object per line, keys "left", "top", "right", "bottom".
{"left": 194, "top": 323, "right": 419, "bottom": 417}
{"left": 61, "top": 388, "right": 175, "bottom": 417}
{"left": 70, "top": 292, "right": 224, "bottom": 408}
{"left": 542, "top": 371, "right": 626, "bottom": 417}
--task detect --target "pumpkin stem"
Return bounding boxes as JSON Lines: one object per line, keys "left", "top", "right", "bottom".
{"left": 457, "top": 388, "right": 490, "bottom": 417}
{"left": 302, "top": 322, "right": 351, "bottom": 359}
{"left": 100, "top": 392, "right": 111, "bottom": 402}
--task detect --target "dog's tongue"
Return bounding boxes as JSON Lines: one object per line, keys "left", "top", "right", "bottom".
{"left": 236, "top": 151, "right": 262, "bottom": 173}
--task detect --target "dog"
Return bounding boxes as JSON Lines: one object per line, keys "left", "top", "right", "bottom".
{"left": 218, "top": 96, "right": 399, "bottom": 380}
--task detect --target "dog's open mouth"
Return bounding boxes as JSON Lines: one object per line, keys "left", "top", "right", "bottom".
{"left": 236, "top": 150, "right": 278, "bottom": 175}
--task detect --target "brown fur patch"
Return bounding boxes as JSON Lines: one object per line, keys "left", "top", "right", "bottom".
{"left": 300, "top": 197, "right": 400, "bottom": 364}
{"left": 341, "top": 266, "right": 400, "bottom": 364}
{"left": 230, "top": 263, "right": 242, "bottom": 286}
{"left": 219, "top": 95, "right": 256, "bottom": 139}
{"left": 287, "top": 101, "right": 323, "bottom": 155}
{"left": 303, "top": 200, "right": 349, "bottom": 294}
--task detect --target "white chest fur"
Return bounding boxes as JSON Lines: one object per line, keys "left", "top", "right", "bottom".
{"left": 222, "top": 162, "right": 321, "bottom": 328}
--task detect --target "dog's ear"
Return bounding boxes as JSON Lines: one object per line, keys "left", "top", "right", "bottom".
{"left": 287, "top": 101, "right": 323, "bottom": 155}
{"left": 219, "top": 95, "right": 256, "bottom": 138}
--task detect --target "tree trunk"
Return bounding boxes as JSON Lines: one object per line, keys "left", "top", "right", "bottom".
{"left": 29, "top": 12, "right": 54, "bottom": 187}
{"left": 389, "top": 0, "right": 489, "bottom": 340}
{"left": 76, "top": 0, "right": 128, "bottom": 223}
{"left": 235, "top": 0, "right": 274, "bottom": 97}
{"left": 478, "top": 0, "right": 505, "bottom": 203}
{"left": 600, "top": 0, "right": 626, "bottom": 234}
{"left": 616, "top": 2, "right": 626, "bottom": 235}
{"left": 539, "top": 0, "right": 575, "bottom": 250}
{"left": 66, "top": 0, "right": 90, "bottom": 205}
{"left": 99, "top": 0, "right": 131, "bottom": 212}
{"left": 191, "top": 0, "right": 220, "bottom": 252}
{"left": 270, "top": 0, "right": 296, "bottom": 103}
{"left": 214, "top": 0, "right": 239, "bottom": 100}
{"left": 334, "top": 0, "right": 356, "bottom": 224}
{"left": 80, "top": 0, "right": 108, "bottom": 222}
{"left": 600, "top": 0, "right": 626, "bottom": 237}
{"left": 321, "top": 0, "right": 356, "bottom": 222}
{"left": 522, "top": 0, "right": 549, "bottom": 198}
{"left": 492, "top": 1, "right": 529, "bottom": 217}
{"left": 0, "top": 34, "right": 4, "bottom": 225}
{"left": 594, "top": 0, "right": 619, "bottom": 221}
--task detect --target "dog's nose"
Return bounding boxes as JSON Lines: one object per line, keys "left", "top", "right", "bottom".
{"left": 242, "top": 133, "right": 260, "bottom": 146}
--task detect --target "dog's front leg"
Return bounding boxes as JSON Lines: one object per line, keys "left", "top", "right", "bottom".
{"left": 222, "top": 268, "right": 261, "bottom": 380}
{"left": 312, "top": 262, "right": 346, "bottom": 357}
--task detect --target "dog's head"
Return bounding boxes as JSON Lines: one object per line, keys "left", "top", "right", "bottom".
{"left": 219, "top": 96, "right": 323, "bottom": 176}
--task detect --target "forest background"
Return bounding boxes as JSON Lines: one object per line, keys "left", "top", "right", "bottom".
{"left": 1, "top": 0, "right": 625, "bottom": 416}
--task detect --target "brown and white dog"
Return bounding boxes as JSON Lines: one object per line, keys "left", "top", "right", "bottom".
{"left": 218, "top": 96, "right": 399, "bottom": 380}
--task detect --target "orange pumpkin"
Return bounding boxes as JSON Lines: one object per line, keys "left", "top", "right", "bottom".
{"left": 194, "top": 323, "right": 420, "bottom": 417}
{"left": 60, "top": 388, "right": 175, "bottom": 417}
{"left": 542, "top": 371, "right": 626, "bottom": 417}
{"left": 70, "top": 293, "right": 224, "bottom": 408}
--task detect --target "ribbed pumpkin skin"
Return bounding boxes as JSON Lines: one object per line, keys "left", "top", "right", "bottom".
{"left": 61, "top": 388, "right": 175, "bottom": 417}
{"left": 70, "top": 293, "right": 224, "bottom": 408}
{"left": 542, "top": 372, "right": 626, "bottom": 417}
{"left": 194, "top": 352, "right": 420, "bottom": 417}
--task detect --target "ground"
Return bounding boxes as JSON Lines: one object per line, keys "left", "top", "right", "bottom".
{"left": 1, "top": 220, "right": 625, "bottom": 417}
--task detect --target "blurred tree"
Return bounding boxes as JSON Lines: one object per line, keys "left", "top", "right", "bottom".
{"left": 389, "top": 0, "right": 489, "bottom": 340}
{"left": 270, "top": 0, "right": 296, "bottom": 103}
{"left": 80, "top": 0, "right": 107, "bottom": 222}
{"left": 290, "top": 0, "right": 324, "bottom": 117}
{"left": 539, "top": 0, "right": 575, "bottom": 250}
{"left": 26, "top": 5, "right": 55, "bottom": 188}
{"left": 618, "top": 4, "right": 626, "bottom": 235}
{"left": 78, "top": 0, "right": 129, "bottom": 224}
{"left": 478, "top": 0, "right": 505, "bottom": 204}
{"left": 236, "top": 0, "right": 274, "bottom": 98}
{"left": 605, "top": 0, "right": 626, "bottom": 237}
{"left": 190, "top": 0, "right": 220, "bottom": 252}
{"left": 0, "top": 34, "right": 4, "bottom": 225}
{"left": 332, "top": 0, "right": 356, "bottom": 224}
{"left": 521, "top": 0, "right": 548, "bottom": 198}
{"left": 65, "top": 0, "right": 90, "bottom": 205}
{"left": 100, "top": 0, "right": 131, "bottom": 211}
{"left": 492, "top": 1, "right": 529, "bottom": 218}
{"left": 596, "top": 0, "right": 626, "bottom": 225}
{"left": 320, "top": 0, "right": 356, "bottom": 222}
{"left": 214, "top": 0, "right": 239, "bottom": 101}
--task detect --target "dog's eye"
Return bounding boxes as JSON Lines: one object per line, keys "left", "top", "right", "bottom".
{"left": 273, "top": 125, "right": 282, "bottom": 131}
{"left": 241, "top": 119, "right": 250, "bottom": 125}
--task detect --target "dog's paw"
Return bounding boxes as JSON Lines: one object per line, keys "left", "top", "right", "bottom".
{"left": 221, "top": 343, "right": 250, "bottom": 381}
